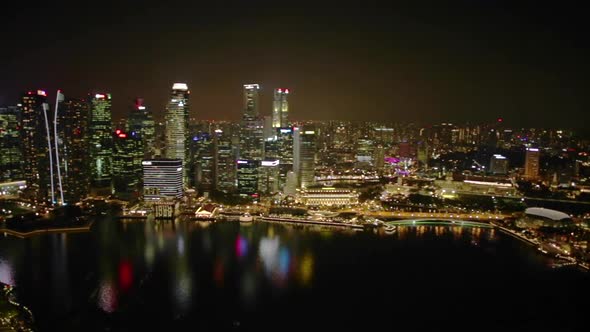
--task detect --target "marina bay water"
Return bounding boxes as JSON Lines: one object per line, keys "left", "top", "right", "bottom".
{"left": 0, "top": 216, "right": 588, "bottom": 330}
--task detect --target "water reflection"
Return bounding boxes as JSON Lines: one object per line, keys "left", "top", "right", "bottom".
{"left": 98, "top": 280, "right": 117, "bottom": 313}
{"left": 0, "top": 258, "right": 15, "bottom": 285}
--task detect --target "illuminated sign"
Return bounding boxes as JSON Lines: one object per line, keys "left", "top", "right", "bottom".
{"left": 304, "top": 131, "right": 315, "bottom": 134}
{"left": 243, "top": 84, "right": 260, "bottom": 89}
{"left": 142, "top": 161, "right": 152, "bottom": 165}
{"left": 118, "top": 133, "right": 127, "bottom": 138}
{"left": 261, "top": 160, "right": 280, "bottom": 166}
{"left": 115, "top": 129, "right": 122, "bottom": 135}
{"left": 172, "top": 83, "right": 188, "bottom": 90}
{"left": 95, "top": 94, "right": 105, "bottom": 99}
{"left": 138, "top": 106, "right": 146, "bottom": 110}
{"left": 37, "top": 90, "right": 47, "bottom": 96}
{"left": 237, "top": 160, "right": 248, "bottom": 164}
{"left": 527, "top": 148, "right": 539, "bottom": 152}
{"left": 279, "top": 128, "right": 292, "bottom": 133}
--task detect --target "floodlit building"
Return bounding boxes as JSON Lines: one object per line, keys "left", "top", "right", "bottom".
{"left": 142, "top": 159, "right": 183, "bottom": 201}
{"left": 298, "top": 187, "right": 359, "bottom": 207}
{"left": 165, "top": 83, "right": 190, "bottom": 183}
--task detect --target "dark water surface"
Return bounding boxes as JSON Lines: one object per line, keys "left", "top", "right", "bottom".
{"left": 0, "top": 217, "right": 588, "bottom": 331}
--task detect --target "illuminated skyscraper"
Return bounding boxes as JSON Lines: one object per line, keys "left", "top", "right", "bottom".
{"left": 88, "top": 93, "right": 113, "bottom": 191}
{"left": 272, "top": 88, "right": 289, "bottom": 128}
{"left": 190, "top": 132, "right": 214, "bottom": 194}
{"left": 258, "top": 159, "right": 280, "bottom": 194}
{"left": 165, "top": 83, "right": 190, "bottom": 184}
{"left": 524, "top": 148, "right": 540, "bottom": 180}
{"left": 237, "top": 159, "right": 258, "bottom": 197}
{"left": 0, "top": 106, "right": 22, "bottom": 181}
{"left": 214, "top": 129, "right": 236, "bottom": 193}
{"left": 20, "top": 90, "right": 50, "bottom": 203}
{"left": 142, "top": 159, "right": 183, "bottom": 201}
{"left": 294, "top": 127, "right": 316, "bottom": 188}
{"left": 240, "top": 84, "right": 263, "bottom": 160}
{"left": 128, "top": 98, "right": 155, "bottom": 159}
{"left": 58, "top": 98, "right": 89, "bottom": 203}
{"left": 112, "top": 129, "right": 143, "bottom": 199}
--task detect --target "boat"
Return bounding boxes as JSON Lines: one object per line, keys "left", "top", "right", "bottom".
{"left": 239, "top": 213, "right": 253, "bottom": 223}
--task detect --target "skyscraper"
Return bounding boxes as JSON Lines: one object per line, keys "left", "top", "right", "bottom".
{"left": 272, "top": 88, "right": 289, "bottom": 128}
{"left": 294, "top": 127, "right": 316, "bottom": 188}
{"left": 112, "top": 129, "right": 143, "bottom": 199}
{"left": 239, "top": 84, "right": 263, "bottom": 160}
{"left": 0, "top": 106, "right": 22, "bottom": 181}
{"left": 165, "top": 83, "right": 190, "bottom": 184}
{"left": 258, "top": 159, "right": 280, "bottom": 195}
{"left": 88, "top": 93, "right": 113, "bottom": 192}
{"left": 214, "top": 129, "right": 236, "bottom": 193}
{"left": 128, "top": 98, "right": 155, "bottom": 159}
{"left": 524, "top": 148, "right": 540, "bottom": 180}
{"left": 20, "top": 90, "right": 50, "bottom": 203}
{"left": 237, "top": 159, "right": 258, "bottom": 197}
{"left": 59, "top": 98, "right": 89, "bottom": 203}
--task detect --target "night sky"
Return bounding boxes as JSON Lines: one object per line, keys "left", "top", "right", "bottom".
{"left": 1, "top": 1, "right": 588, "bottom": 128}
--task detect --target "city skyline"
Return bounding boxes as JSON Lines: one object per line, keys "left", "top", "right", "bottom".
{"left": 1, "top": 2, "right": 588, "bottom": 128}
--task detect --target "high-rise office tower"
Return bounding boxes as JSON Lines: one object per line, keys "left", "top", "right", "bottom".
{"left": 490, "top": 154, "right": 509, "bottom": 175}
{"left": 214, "top": 129, "right": 236, "bottom": 193}
{"left": 112, "top": 129, "right": 143, "bottom": 198}
{"left": 258, "top": 159, "right": 280, "bottom": 195}
{"left": 165, "top": 83, "right": 190, "bottom": 184}
{"left": 237, "top": 159, "right": 258, "bottom": 197}
{"left": 20, "top": 90, "right": 50, "bottom": 203}
{"left": 58, "top": 98, "right": 89, "bottom": 203}
{"left": 128, "top": 98, "right": 155, "bottom": 159}
{"left": 294, "top": 127, "right": 316, "bottom": 188}
{"left": 88, "top": 93, "right": 113, "bottom": 192}
{"left": 190, "top": 132, "right": 214, "bottom": 194}
{"left": 524, "top": 148, "right": 540, "bottom": 180}
{"left": 272, "top": 88, "right": 289, "bottom": 128}
{"left": 142, "top": 159, "right": 183, "bottom": 201}
{"left": 277, "top": 127, "right": 294, "bottom": 190}
{"left": 0, "top": 106, "right": 22, "bottom": 181}
{"left": 240, "top": 84, "right": 263, "bottom": 160}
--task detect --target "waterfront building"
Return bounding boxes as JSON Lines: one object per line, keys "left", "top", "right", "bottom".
{"left": 59, "top": 98, "right": 90, "bottom": 203}
{"left": 298, "top": 187, "right": 359, "bottom": 207}
{"left": 20, "top": 90, "right": 50, "bottom": 203}
{"left": 142, "top": 159, "right": 183, "bottom": 201}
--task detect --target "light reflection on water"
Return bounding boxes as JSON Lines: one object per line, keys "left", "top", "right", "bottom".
{"left": 1, "top": 218, "right": 585, "bottom": 330}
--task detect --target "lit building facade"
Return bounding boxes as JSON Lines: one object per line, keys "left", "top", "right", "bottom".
{"left": 240, "top": 84, "right": 263, "bottom": 160}
{"left": 59, "top": 98, "right": 90, "bottom": 203}
{"left": 237, "top": 159, "right": 258, "bottom": 197}
{"left": 142, "top": 159, "right": 183, "bottom": 201}
{"left": 524, "top": 148, "right": 540, "bottom": 180}
{"left": 294, "top": 127, "right": 316, "bottom": 188}
{"left": 272, "top": 88, "right": 289, "bottom": 128}
{"left": 20, "top": 90, "right": 50, "bottom": 203}
{"left": 165, "top": 83, "right": 190, "bottom": 183}
{"left": 128, "top": 98, "right": 155, "bottom": 159}
{"left": 214, "top": 129, "right": 236, "bottom": 193}
{"left": 299, "top": 187, "right": 359, "bottom": 207}
{"left": 258, "top": 159, "right": 280, "bottom": 195}
{"left": 112, "top": 129, "right": 143, "bottom": 198}
{"left": 0, "top": 106, "right": 22, "bottom": 181}
{"left": 88, "top": 93, "right": 113, "bottom": 190}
